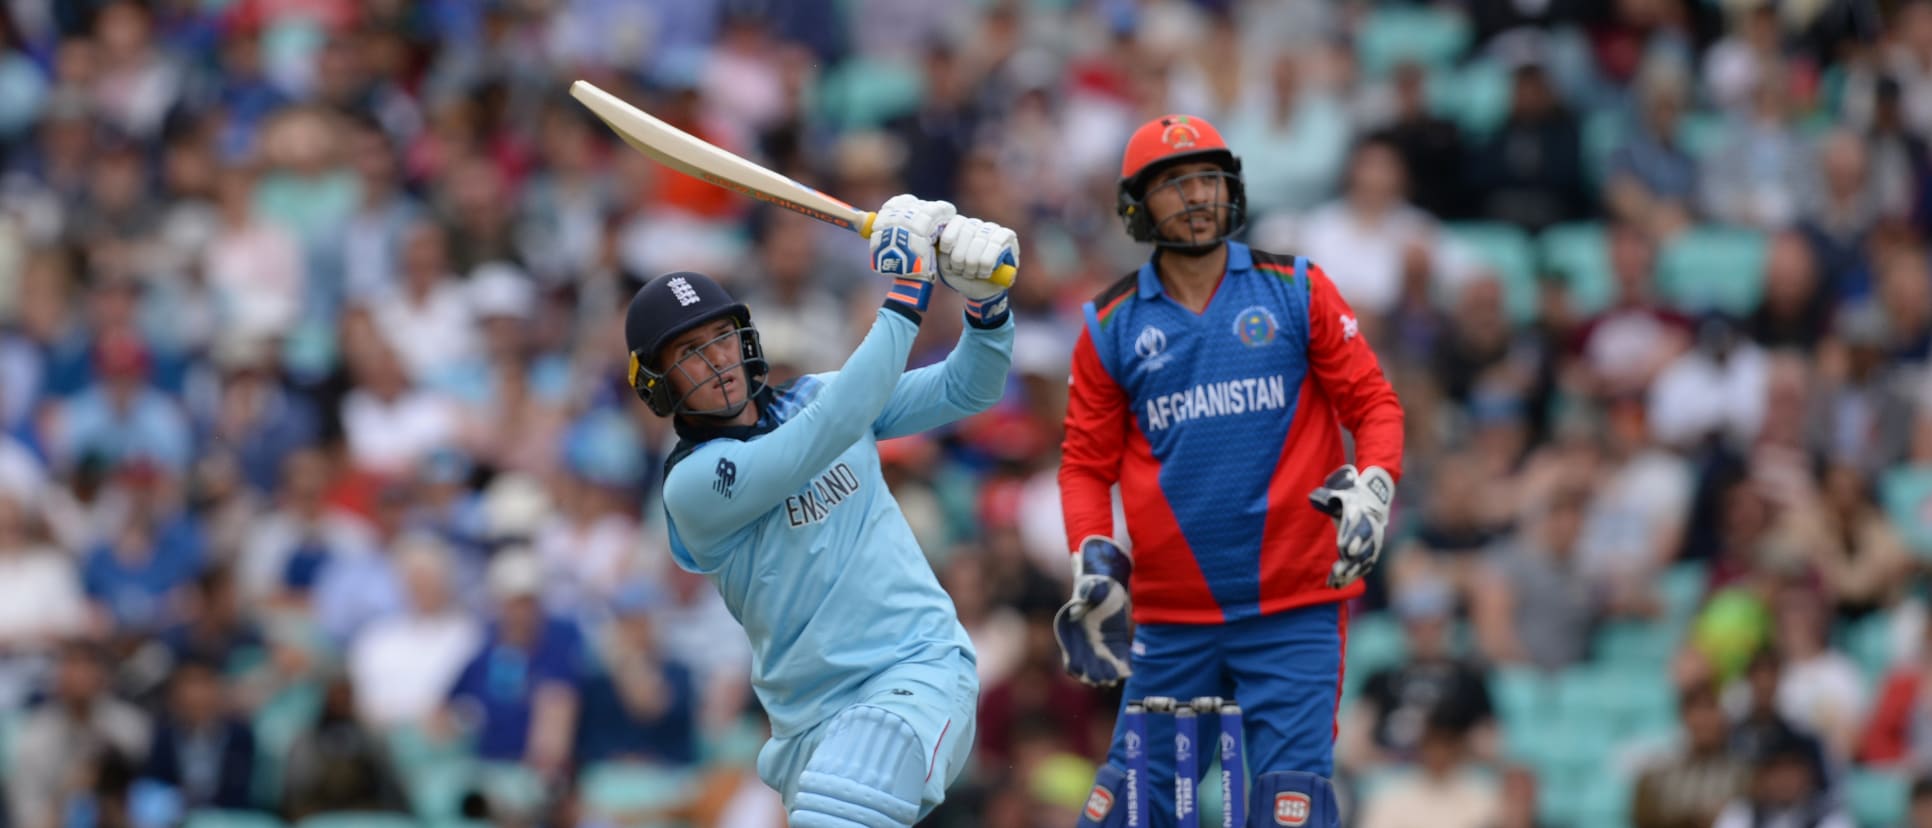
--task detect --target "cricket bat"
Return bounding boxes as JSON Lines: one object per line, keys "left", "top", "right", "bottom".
{"left": 570, "top": 80, "right": 1016, "bottom": 288}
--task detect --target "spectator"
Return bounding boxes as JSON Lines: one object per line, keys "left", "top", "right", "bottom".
{"left": 1712, "top": 732, "right": 1854, "bottom": 828}
{"left": 1570, "top": 224, "right": 1694, "bottom": 396}
{"left": 1765, "top": 462, "right": 1912, "bottom": 620}
{"left": 1747, "top": 231, "right": 1834, "bottom": 353}
{"left": 1369, "top": 61, "right": 1468, "bottom": 220}
{"left": 1340, "top": 577, "right": 1497, "bottom": 773}
{"left": 6, "top": 639, "right": 151, "bottom": 828}
{"left": 48, "top": 330, "right": 192, "bottom": 479}
{"left": 1473, "top": 483, "right": 1603, "bottom": 670}
{"left": 1221, "top": 51, "right": 1352, "bottom": 218}
{"left": 1912, "top": 777, "right": 1932, "bottom": 828}
{"left": 1631, "top": 681, "right": 1750, "bottom": 828}
{"left": 158, "top": 567, "right": 263, "bottom": 676}
{"left": 363, "top": 220, "right": 481, "bottom": 386}
{"left": 202, "top": 163, "right": 304, "bottom": 346}
{"left": 1470, "top": 61, "right": 1587, "bottom": 232}
{"left": 574, "top": 581, "right": 699, "bottom": 767}
{"left": 1647, "top": 314, "right": 1770, "bottom": 451}
{"left": 234, "top": 449, "right": 362, "bottom": 611}
{"left": 347, "top": 534, "right": 480, "bottom": 729}
{"left": 1728, "top": 650, "right": 1832, "bottom": 790}
{"left": 0, "top": 488, "right": 89, "bottom": 658}
{"left": 1859, "top": 613, "right": 1932, "bottom": 767}
{"left": 1357, "top": 712, "right": 1502, "bottom": 828}
{"left": 309, "top": 481, "right": 410, "bottom": 647}
{"left": 337, "top": 322, "right": 461, "bottom": 478}
{"left": 444, "top": 550, "right": 585, "bottom": 779}
{"left": 140, "top": 657, "right": 256, "bottom": 812}
{"left": 1607, "top": 61, "right": 1698, "bottom": 239}
{"left": 282, "top": 672, "right": 410, "bottom": 821}
{"left": 80, "top": 462, "right": 207, "bottom": 638}
{"left": 1290, "top": 137, "right": 1476, "bottom": 320}
{"left": 1804, "top": 302, "right": 1918, "bottom": 476}
{"left": 1768, "top": 585, "right": 1868, "bottom": 762}
{"left": 1702, "top": 75, "right": 1808, "bottom": 230}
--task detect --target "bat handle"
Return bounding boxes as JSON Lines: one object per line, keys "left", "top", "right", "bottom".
{"left": 860, "top": 212, "right": 1017, "bottom": 289}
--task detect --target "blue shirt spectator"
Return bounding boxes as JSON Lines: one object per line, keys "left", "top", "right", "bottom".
{"left": 574, "top": 582, "right": 699, "bottom": 767}
{"left": 447, "top": 552, "right": 586, "bottom": 768}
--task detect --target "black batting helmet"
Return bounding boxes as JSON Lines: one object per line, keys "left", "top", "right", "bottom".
{"left": 624, "top": 271, "right": 768, "bottom": 417}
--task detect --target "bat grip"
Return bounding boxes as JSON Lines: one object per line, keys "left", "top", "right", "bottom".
{"left": 861, "top": 213, "right": 1017, "bottom": 289}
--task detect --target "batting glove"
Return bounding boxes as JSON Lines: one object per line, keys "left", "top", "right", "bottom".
{"left": 870, "top": 195, "right": 954, "bottom": 312}
{"left": 937, "top": 217, "right": 1019, "bottom": 298}
{"left": 1053, "top": 536, "right": 1134, "bottom": 687}
{"left": 1309, "top": 465, "right": 1394, "bottom": 589}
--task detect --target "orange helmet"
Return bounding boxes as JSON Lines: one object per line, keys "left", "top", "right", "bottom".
{"left": 1116, "top": 114, "right": 1246, "bottom": 247}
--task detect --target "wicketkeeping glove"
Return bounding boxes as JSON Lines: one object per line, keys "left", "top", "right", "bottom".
{"left": 1309, "top": 464, "right": 1394, "bottom": 589}
{"left": 1053, "top": 536, "right": 1134, "bottom": 687}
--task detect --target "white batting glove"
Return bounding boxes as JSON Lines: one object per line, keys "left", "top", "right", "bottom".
{"left": 868, "top": 195, "right": 955, "bottom": 280}
{"left": 937, "top": 217, "right": 1020, "bottom": 299}
{"left": 1309, "top": 465, "right": 1394, "bottom": 589}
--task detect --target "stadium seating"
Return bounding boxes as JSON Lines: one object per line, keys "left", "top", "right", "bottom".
{"left": 1442, "top": 221, "right": 1541, "bottom": 324}
{"left": 1656, "top": 226, "right": 1769, "bottom": 317}
{"left": 1537, "top": 222, "right": 1616, "bottom": 316}
{"left": 1355, "top": 5, "right": 1472, "bottom": 78}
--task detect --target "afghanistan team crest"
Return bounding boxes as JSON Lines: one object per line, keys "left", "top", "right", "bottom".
{"left": 1234, "top": 306, "right": 1278, "bottom": 347}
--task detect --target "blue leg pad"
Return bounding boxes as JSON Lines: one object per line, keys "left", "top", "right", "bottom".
{"left": 790, "top": 705, "right": 924, "bottom": 828}
{"left": 1076, "top": 764, "right": 1130, "bottom": 828}
{"left": 1248, "top": 771, "right": 1339, "bottom": 828}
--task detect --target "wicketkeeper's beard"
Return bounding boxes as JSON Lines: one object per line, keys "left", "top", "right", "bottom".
{"left": 1152, "top": 203, "right": 1234, "bottom": 256}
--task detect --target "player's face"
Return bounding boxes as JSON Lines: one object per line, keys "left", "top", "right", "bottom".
{"left": 1144, "top": 160, "right": 1231, "bottom": 245}
{"left": 662, "top": 317, "right": 750, "bottom": 414}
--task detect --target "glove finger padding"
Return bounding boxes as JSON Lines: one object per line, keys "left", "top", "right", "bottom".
{"left": 937, "top": 218, "right": 1018, "bottom": 296}
{"left": 1054, "top": 538, "right": 1135, "bottom": 687}
{"left": 1309, "top": 465, "right": 1394, "bottom": 589}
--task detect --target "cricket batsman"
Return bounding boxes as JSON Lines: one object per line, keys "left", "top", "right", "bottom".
{"left": 630, "top": 195, "right": 1018, "bottom": 827}
{"left": 1058, "top": 115, "right": 1405, "bottom": 828}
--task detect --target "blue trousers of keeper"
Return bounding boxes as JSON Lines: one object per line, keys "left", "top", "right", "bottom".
{"left": 1084, "top": 604, "right": 1345, "bottom": 827}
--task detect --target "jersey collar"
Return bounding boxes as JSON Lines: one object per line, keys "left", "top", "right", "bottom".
{"left": 1137, "top": 241, "right": 1255, "bottom": 300}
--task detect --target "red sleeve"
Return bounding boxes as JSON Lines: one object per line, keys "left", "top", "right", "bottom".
{"left": 1305, "top": 264, "right": 1405, "bottom": 482}
{"left": 1058, "top": 328, "right": 1127, "bottom": 554}
{"left": 1858, "top": 670, "right": 1918, "bottom": 765}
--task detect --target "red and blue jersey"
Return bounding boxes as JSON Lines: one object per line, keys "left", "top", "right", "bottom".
{"left": 1059, "top": 242, "right": 1404, "bottom": 625}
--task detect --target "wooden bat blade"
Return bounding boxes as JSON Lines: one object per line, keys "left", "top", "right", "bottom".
{"left": 569, "top": 80, "right": 870, "bottom": 234}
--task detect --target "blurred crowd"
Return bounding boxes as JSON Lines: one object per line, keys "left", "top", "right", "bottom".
{"left": 2, "top": 0, "right": 1932, "bottom": 826}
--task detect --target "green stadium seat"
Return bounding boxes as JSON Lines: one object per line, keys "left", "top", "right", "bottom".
{"left": 813, "top": 57, "right": 923, "bottom": 130}
{"left": 1344, "top": 613, "right": 1409, "bottom": 683}
{"left": 1677, "top": 111, "right": 1731, "bottom": 161}
{"left": 1488, "top": 666, "right": 1555, "bottom": 725}
{"left": 1582, "top": 108, "right": 1628, "bottom": 191}
{"left": 1537, "top": 222, "right": 1614, "bottom": 316}
{"left": 1660, "top": 561, "right": 1709, "bottom": 625}
{"left": 1657, "top": 225, "right": 1768, "bottom": 316}
{"left": 1880, "top": 468, "right": 1932, "bottom": 557}
{"left": 183, "top": 811, "right": 288, "bottom": 828}
{"left": 1595, "top": 619, "right": 1680, "bottom": 668}
{"left": 1848, "top": 769, "right": 1909, "bottom": 828}
{"left": 1357, "top": 6, "right": 1472, "bottom": 77}
{"left": 474, "top": 762, "right": 549, "bottom": 815}
{"left": 400, "top": 757, "right": 475, "bottom": 822}
{"left": 252, "top": 681, "right": 323, "bottom": 807}
{"left": 293, "top": 813, "right": 420, "bottom": 828}
{"left": 1573, "top": 771, "right": 1633, "bottom": 828}
{"left": 579, "top": 762, "right": 700, "bottom": 820}
{"left": 1443, "top": 221, "right": 1540, "bottom": 323}
{"left": 1842, "top": 613, "right": 1898, "bottom": 685}
{"left": 1428, "top": 59, "right": 1513, "bottom": 139}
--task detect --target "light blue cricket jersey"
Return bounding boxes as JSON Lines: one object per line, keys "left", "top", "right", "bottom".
{"left": 660, "top": 307, "right": 1013, "bottom": 738}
